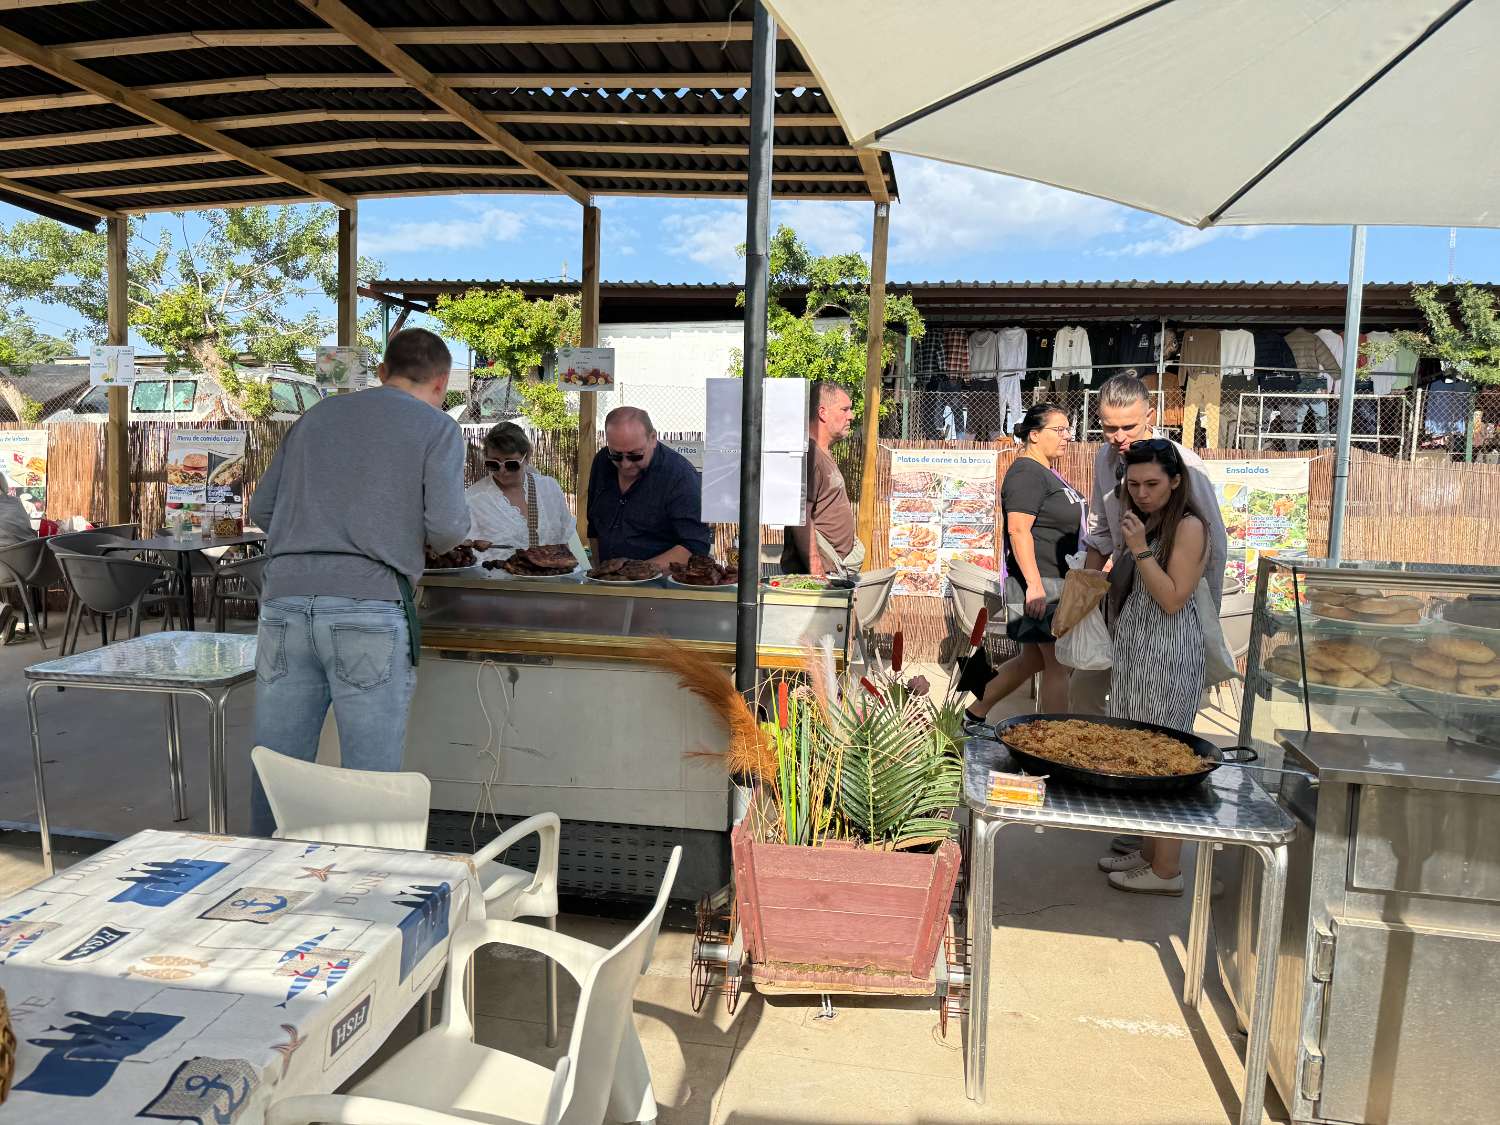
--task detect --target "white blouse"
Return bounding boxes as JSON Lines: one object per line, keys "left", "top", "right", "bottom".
{"left": 466, "top": 472, "right": 575, "bottom": 563}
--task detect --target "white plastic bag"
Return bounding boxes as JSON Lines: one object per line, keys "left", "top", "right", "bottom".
{"left": 1056, "top": 605, "right": 1114, "bottom": 671}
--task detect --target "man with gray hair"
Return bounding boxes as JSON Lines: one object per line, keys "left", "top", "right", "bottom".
{"left": 782, "top": 380, "right": 863, "bottom": 577}
{"left": 0, "top": 471, "right": 35, "bottom": 547}
{"left": 1074, "top": 374, "right": 1228, "bottom": 716}
{"left": 587, "top": 405, "right": 711, "bottom": 569}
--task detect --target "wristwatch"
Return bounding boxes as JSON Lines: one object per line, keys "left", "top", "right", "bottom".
{"left": 1133, "top": 548, "right": 1154, "bottom": 561}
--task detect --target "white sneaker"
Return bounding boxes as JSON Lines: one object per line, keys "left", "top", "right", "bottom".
{"left": 1098, "top": 850, "right": 1149, "bottom": 873}
{"left": 1108, "top": 865, "right": 1183, "bottom": 896}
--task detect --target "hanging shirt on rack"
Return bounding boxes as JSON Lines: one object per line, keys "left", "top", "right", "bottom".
{"left": 1361, "top": 330, "right": 1400, "bottom": 395}
{"left": 942, "top": 327, "right": 971, "bottom": 378}
{"left": 1219, "top": 329, "right": 1255, "bottom": 378}
{"left": 1051, "top": 325, "right": 1092, "bottom": 384}
{"left": 967, "top": 329, "right": 1001, "bottom": 378}
{"left": 1117, "top": 321, "right": 1157, "bottom": 378}
{"left": 1314, "top": 329, "right": 1346, "bottom": 390}
{"left": 997, "top": 327, "right": 1027, "bottom": 433}
{"left": 912, "top": 331, "right": 946, "bottom": 378}
{"left": 1087, "top": 326, "right": 1117, "bottom": 380}
{"left": 1284, "top": 328, "right": 1340, "bottom": 385}
{"left": 1252, "top": 328, "right": 1296, "bottom": 381}
{"left": 1024, "top": 330, "right": 1051, "bottom": 390}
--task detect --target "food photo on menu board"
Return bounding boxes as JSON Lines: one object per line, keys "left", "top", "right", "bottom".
{"left": 1203, "top": 458, "right": 1311, "bottom": 588}
{"left": 0, "top": 430, "right": 47, "bottom": 513}
{"left": 164, "top": 429, "right": 247, "bottom": 535}
{"left": 887, "top": 449, "right": 1000, "bottom": 596}
{"left": 552, "top": 346, "right": 615, "bottom": 389}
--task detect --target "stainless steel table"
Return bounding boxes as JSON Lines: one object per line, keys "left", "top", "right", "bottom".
{"left": 25, "top": 632, "right": 257, "bottom": 875}
{"left": 120, "top": 531, "right": 266, "bottom": 630}
{"left": 962, "top": 737, "right": 1297, "bottom": 1125}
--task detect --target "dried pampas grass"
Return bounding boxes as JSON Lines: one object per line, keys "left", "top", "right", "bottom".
{"left": 650, "top": 640, "right": 775, "bottom": 782}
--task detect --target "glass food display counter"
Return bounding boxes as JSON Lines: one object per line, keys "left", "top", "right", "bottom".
{"left": 1217, "top": 558, "right": 1500, "bottom": 1125}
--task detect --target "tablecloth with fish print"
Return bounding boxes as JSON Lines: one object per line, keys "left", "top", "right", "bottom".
{"left": 0, "top": 828, "right": 482, "bottom": 1124}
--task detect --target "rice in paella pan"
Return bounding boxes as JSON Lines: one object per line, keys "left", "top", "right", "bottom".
{"left": 1004, "top": 719, "right": 1210, "bottom": 778}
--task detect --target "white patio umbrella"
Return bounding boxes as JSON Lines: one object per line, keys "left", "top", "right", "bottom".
{"left": 764, "top": 0, "right": 1500, "bottom": 554}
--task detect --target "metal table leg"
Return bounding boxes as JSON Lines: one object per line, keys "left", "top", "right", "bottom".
{"left": 178, "top": 550, "right": 196, "bottom": 631}
{"left": 963, "top": 813, "right": 999, "bottom": 1102}
{"left": 545, "top": 914, "right": 560, "bottom": 1048}
{"left": 1183, "top": 840, "right": 1216, "bottom": 1009}
{"left": 164, "top": 694, "right": 188, "bottom": 822}
{"left": 1239, "top": 843, "right": 1289, "bottom": 1125}
{"left": 27, "top": 682, "right": 53, "bottom": 877}
{"left": 205, "top": 689, "right": 230, "bottom": 833}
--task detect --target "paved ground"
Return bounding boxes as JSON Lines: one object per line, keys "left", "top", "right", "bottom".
{"left": 0, "top": 615, "right": 1284, "bottom": 1124}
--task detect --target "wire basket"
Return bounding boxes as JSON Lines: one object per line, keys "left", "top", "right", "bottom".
{"left": 0, "top": 986, "right": 14, "bottom": 1103}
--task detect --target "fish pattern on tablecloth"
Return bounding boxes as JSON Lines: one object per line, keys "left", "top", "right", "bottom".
{"left": 0, "top": 828, "right": 479, "bottom": 1124}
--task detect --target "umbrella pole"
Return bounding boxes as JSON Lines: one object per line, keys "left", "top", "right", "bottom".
{"left": 735, "top": 1, "right": 776, "bottom": 695}
{"left": 1328, "top": 225, "right": 1366, "bottom": 563}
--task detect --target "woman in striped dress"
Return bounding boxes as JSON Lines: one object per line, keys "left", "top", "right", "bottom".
{"left": 1099, "top": 439, "right": 1208, "bottom": 896}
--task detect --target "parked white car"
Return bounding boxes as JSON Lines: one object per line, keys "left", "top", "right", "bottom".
{"left": 44, "top": 367, "right": 324, "bottom": 423}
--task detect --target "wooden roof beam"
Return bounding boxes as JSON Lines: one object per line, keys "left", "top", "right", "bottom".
{"left": 294, "top": 0, "right": 590, "bottom": 205}
{"left": 856, "top": 149, "right": 891, "bottom": 204}
{"left": 0, "top": 173, "right": 118, "bottom": 218}
{"left": 0, "top": 25, "right": 356, "bottom": 208}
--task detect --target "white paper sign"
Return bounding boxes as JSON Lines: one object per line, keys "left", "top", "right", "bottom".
{"left": 89, "top": 344, "right": 135, "bottom": 388}
{"left": 555, "top": 347, "right": 615, "bottom": 391}
{"left": 315, "top": 346, "right": 360, "bottom": 389}
{"left": 673, "top": 440, "right": 704, "bottom": 470}
{"left": 701, "top": 377, "right": 808, "bottom": 526}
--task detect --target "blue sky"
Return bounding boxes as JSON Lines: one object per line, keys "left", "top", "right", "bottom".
{"left": 6, "top": 152, "right": 1500, "bottom": 350}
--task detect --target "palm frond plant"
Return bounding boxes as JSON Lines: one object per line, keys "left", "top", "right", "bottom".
{"left": 655, "top": 632, "right": 963, "bottom": 852}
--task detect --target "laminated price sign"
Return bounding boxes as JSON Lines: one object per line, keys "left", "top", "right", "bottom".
{"left": 315, "top": 346, "right": 361, "bottom": 390}
{"left": 553, "top": 347, "right": 614, "bottom": 391}
{"left": 888, "top": 448, "right": 999, "bottom": 597}
{"left": 89, "top": 344, "right": 135, "bottom": 388}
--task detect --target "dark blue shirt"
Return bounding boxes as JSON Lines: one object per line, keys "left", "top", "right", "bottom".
{"left": 587, "top": 442, "right": 712, "bottom": 560}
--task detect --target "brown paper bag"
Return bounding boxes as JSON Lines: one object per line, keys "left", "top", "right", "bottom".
{"left": 1051, "top": 569, "right": 1111, "bottom": 639}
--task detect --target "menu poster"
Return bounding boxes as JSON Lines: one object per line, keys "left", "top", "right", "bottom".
{"left": 89, "top": 344, "right": 135, "bottom": 388}
{"left": 165, "top": 429, "right": 248, "bottom": 534}
{"left": 552, "top": 347, "right": 615, "bottom": 391}
{"left": 888, "top": 448, "right": 999, "bottom": 597}
{"left": 315, "top": 346, "right": 360, "bottom": 390}
{"left": 0, "top": 429, "right": 47, "bottom": 514}
{"left": 1202, "top": 458, "right": 1311, "bottom": 587}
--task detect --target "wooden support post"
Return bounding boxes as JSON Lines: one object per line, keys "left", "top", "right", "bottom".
{"left": 856, "top": 202, "right": 891, "bottom": 555}
{"left": 105, "top": 215, "right": 129, "bottom": 525}
{"left": 337, "top": 205, "right": 357, "bottom": 347}
{"left": 574, "top": 204, "right": 601, "bottom": 543}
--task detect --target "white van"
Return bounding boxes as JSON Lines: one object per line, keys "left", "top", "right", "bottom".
{"left": 46, "top": 367, "right": 324, "bottom": 423}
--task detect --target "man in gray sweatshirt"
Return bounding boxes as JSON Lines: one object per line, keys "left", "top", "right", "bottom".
{"left": 247, "top": 328, "right": 469, "bottom": 836}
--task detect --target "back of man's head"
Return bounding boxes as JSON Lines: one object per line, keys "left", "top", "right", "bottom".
{"left": 1097, "top": 373, "right": 1150, "bottom": 411}
{"left": 382, "top": 328, "right": 452, "bottom": 385}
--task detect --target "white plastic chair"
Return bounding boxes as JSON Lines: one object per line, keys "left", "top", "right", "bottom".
{"left": 265, "top": 847, "right": 682, "bottom": 1125}
{"left": 945, "top": 563, "right": 1007, "bottom": 689}
{"left": 251, "top": 746, "right": 563, "bottom": 1044}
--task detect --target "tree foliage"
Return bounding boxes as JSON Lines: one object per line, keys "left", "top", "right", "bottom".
{"left": 0, "top": 305, "right": 71, "bottom": 369}
{"left": 732, "top": 225, "right": 925, "bottom": 411}
{"left": 425, "top": 286, "right": 582, "bottom": 430}
{"left": 1374, "top": 282, "right": 1500, "bottom": 386}
{"left": 0, "top": 207, "right": 382, "bottom": 378}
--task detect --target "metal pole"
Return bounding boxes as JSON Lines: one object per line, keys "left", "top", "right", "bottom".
{"left": 735, "top": 1, "right": 775, "bottom": 695}
{"left": 105, "top": 217, "right": 129, "bottom": 525}
{"left": 855, "top": 202, "right": 891, "bottom": 555}
{"left": 1327, "top": 225, "right": 1366, "bottom": 563}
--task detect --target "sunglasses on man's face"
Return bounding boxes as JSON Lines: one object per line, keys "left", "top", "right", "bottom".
{"left": 484, "top": 458, "right": 524, "bottom": 473}
{"left": 607, "top": 449, "right": 647, "bottom": 463}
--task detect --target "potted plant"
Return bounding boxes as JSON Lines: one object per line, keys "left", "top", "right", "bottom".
{"left": 654, "top": 632, "right": 967, "bottom": 992}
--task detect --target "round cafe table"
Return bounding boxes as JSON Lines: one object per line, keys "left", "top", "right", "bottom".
{"left": 113, "top": 530, "right": 266, "bottom": 630}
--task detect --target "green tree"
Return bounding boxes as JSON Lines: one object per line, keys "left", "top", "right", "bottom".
{"left": 1370, "top": 282, "right": 1500, "bottom": 385}
{"left": 425, "top": 286, "right": 582, "bottom": 431}
{"left": 0, "top": 207, "right": 383, "bottom": 378}
{"left": 0, "top": 305, "right": 72, "bottom": 368}
{"left": 732, "top": 225, "right": 925, "bottom": 411}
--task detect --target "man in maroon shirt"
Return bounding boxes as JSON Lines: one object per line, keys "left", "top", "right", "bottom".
{"left": 781, "top": 380, "right": 865, "bottom": 577}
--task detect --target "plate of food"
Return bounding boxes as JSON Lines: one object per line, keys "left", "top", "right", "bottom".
{"left": 763, "top": 574, "right": 831, "bottom": 591}
{"left": 424, "top": 541, "right": 482, "bottom": 573}
{"left": 1301, "top": 590, "right": 1426, "bottom": 630}
{"left": 664, "top": 554, "right": 736, "bottom": 590}
{"left": 1435, "top": 595, "right": 1500, "bottom": 633}
{"left": 1376, "top": 634, "right": 1500, "bottom": 700}
{"left": 587, "top": 558, "right": 662, "bottom": 584}
{"left": 1262, "top": 641, "right": 1391, "bottom": 695}
{"left": 485, "top": 543, "right": 582, "bottom": 579}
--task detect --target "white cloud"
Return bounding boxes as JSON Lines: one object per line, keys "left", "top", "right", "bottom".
{"left": 888, "top": 157, "right": 1132, "bottom": 269}
{"left": 362, "top": 207, "right": 528, "bottom": 255}
{"left": 661, "top": 206, "right": 747, "bottom": 273}
{"left": 1100, "top": 222, "right": 1264, "bottom": 258}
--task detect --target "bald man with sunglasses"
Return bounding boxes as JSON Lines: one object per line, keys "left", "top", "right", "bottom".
{"left": 587, "top": 406, "right": 711, "bottom": 570}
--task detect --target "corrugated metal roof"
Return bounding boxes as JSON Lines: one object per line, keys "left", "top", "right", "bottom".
{"left": 371, "top": 278, "right": 1446, "bottom": 291}
{"left": 0, "top": 0, "right": 896, "bottom": 229}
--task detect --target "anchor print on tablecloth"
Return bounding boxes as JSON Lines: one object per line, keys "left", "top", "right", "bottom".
{"left": 112, "top": 859, "right": 228, "bottom": 908}
{"left": 137, "top": 1055, "right": 260, "bottom": 1124}
{"left": 14, "top": 1008, "right": 184, "bottom": 1098}
{"left": 393, "top": 882, "right": 452, "bottom": 984}
{"left": 199, "top": 886, "right": 312, "bottom": 924}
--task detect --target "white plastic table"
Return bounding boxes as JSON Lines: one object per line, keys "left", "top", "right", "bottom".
{"left": 962, "top": 737, "right": 1297, "bottom": 1125}
{"left": 25, "top": 632, "right": 257, "bottom": 874}
{"left": 0, "top": 828, "right": 481, "bottom": 1124}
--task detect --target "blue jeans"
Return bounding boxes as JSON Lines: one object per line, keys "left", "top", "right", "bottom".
{"left": 249, "top": 596, "right": 416, "bottom": 837}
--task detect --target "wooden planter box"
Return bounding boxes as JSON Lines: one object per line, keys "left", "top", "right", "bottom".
{"left": 731, "top": 820, "right": 960, "bottom": 993}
